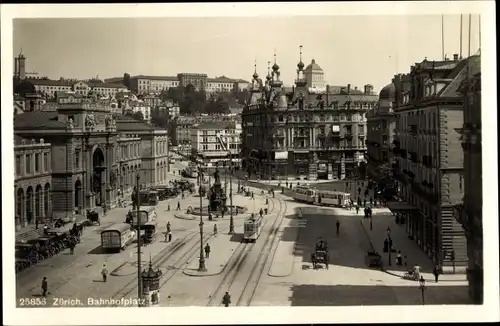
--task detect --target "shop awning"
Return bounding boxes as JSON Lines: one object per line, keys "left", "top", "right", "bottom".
{"left": 386, "top": 201, "right": 418, "bottom": 212}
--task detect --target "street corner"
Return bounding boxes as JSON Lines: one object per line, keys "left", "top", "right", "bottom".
{"left": 182, "top": 233, "right": 243, "bottom": 277}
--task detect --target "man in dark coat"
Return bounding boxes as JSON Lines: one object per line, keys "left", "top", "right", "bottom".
{"left": 222, "top": 292, "right": 231, "bottom": 307}
{"left": 204, "top": 243, "right": 211, "bottom": 258}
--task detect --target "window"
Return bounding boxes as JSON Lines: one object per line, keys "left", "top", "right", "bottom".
{"left": 44, "top": 153, "right": 49, "bottom": 171}
{"left": 75, "top": 150, "right": 80, "bottom": 169}
{"left": 459, "top": 175, "right": 463, "bottom": 192}
{"left": 215, "top": 144, "right": 221, "bottom": 150}
{"left": 16, "top": 155, "right": 21, "bottom": 176}
{"left": 347, "top": 114, "right": 352, "bottom": 121}
{"left": 25, "top": 154, "right": 31, "bottom": 174}
{"left": 202, "top": 144, "right": 208, "bottom": 150}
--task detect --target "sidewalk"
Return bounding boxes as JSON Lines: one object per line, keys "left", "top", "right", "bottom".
{"left": 183, "top": 232, "right": 242, "bottom": 276}
{"left": 359, "top": 214, "right": 466, "bottom": 283}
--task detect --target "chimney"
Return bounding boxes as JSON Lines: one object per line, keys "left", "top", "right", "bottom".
{"left": 453, "top": 53, "right": 459, "bottom": 61}
{"left": 364, "top": 85, "right": 368, "bottom": 95}
{"left": 347, "top": 84, "right": 351, "bottom": 94}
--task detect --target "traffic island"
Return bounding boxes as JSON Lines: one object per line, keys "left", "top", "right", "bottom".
{"left": 268, "top": 219, "right": 303, "bottom": 277}
{"left": 182, "top": 233, "right": 243, "bottom": 277}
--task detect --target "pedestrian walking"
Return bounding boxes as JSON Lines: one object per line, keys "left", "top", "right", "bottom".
{"left": 176, "top": 201, "right": 181, "bottom": 211}
{"left": 35, "top": 218, "right": 39, "bottom": 230}
{"left": 222, "top": 292, "right": 231, "bottom": 307}
{"left": 433, "top": 264, "right": 440, "bottom": 283}
{"left": 355, "top": 205, "right": 360, "bottom": 214}
{"left": 336, "top": 220, "right": 340, "bottom": 235}
{"left": 251, "top": 192, "right": 254, "bottom": 199}
{"left": 41, "top": 277, "right": 48, "bottom": 297}
{"left": 166, "top": 221, "right": 171, "bottom": 233}
{"left": 396, "top": 250, "right": 402, "bottom": 265}
{"left": 168, "top": 231, "right": 172, "bottom": 242}
{"left": 259, "top": 208, "right": 263, "bottom": 217}
{"left": 167, "top": 203, "right": 171, "bottom": 211}
{"left": 204, "top": 243, "right": 211, "bottom": 258}
{"left": 101, "top": 264, "right": 108, "bottom": 282}
{"left": 213, "top": 224, "right": 218, "bottom": 236}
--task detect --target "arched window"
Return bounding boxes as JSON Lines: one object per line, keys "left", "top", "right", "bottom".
{"left": 35, "top": 185, "right": 42, "bottom": 219}
{"left": 16, "top": 188, "right": 24, "bottom": 221}
{"left": 26, "top": 186, "right": 34, "bottom": 223}
{"left": 44, "top": 183, "right": 51, "bottom": 216}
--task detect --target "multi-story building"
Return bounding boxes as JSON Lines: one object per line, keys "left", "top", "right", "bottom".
{"left": 127, "top": 99, "right": 152, "bottom": 122}
{"left": 453, "top": 63, "right": 482, "bottom": 303}
{"left": 26, "top": 79, "right": 127, "bottom": 98}
{"left": 177, "top": 73, "right": 208, "bottom": 91}
{"left": 14, "top": 94, "right": 169, "bottom": 226}
{"left": 207, "top": 76, "right": 250, "bottom": 93}
{"left": 241, "top": 55, "right": 377, "bottom": 180}
{"left": 388, "top": 54, "right": 479, "bottom": 273}
{"left": 190, "top": 121, "right": 241, "bottom": 167}
{"left": 304, "top": 59, "right": 326, "bottom": 91}
{"left": 233, "top": 79, "right": 251, "bottom": 92}
{"left": 128, "top": 75, "right": 180, "bottom": 94}
{"left": 14, "top": 137, "right": 52, "bottom": 231}
{"left": 366, "top": 83, "right": 397, "bottom": 180}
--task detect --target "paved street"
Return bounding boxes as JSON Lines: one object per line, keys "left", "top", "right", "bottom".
{"left": 15, "top": 179, "right": 276, "bottom": 307}
{"left": 250, "top": 203, "right": 469, "bottom": 306}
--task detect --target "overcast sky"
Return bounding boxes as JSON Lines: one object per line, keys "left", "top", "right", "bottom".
{"left": 13, "top": 15, "right": 481, "bottom": 92}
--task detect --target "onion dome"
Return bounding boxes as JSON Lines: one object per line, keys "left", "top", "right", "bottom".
{"left": 253, "top": 71, "right": 259, "bottom": 79}
{"left": 297, "top": 60, "right": 305, "bottom": 70}
{"left": 266, "top": 73, "right": 272, "bottom": 81}
{"left": 272, "top": 62, "right": 280, "bottom": 71}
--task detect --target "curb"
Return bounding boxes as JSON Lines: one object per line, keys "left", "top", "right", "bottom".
{"left": 358, "top": 220, "right": 464, "bottom": 282}
{"left": 182, "top": 266, "right": 226, "bottom": 277}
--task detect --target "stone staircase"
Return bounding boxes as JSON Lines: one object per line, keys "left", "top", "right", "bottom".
{"left": 441, "top": 207, "right": 467, "bottom": 272}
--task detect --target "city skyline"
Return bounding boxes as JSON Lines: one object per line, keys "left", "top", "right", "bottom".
{"left": 13, "top": 15, "right": 481, "bottom": 92}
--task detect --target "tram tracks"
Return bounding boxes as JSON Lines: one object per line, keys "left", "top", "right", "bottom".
{"left": 206, "top": 196, "right": 288, "bottom": 307}
{"left": 111, "top": 193, "right": 277, "bottom": 304}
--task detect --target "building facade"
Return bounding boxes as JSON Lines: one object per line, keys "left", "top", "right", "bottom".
{"left": 128, "top": 75, "right": 180, "bottom": 95}
{"left": 304, "top": 59, "right": 326, "bottom": 90}
{"left": 453, "top": 68, "right": 482, "bottom": 303}
{"left": 190, "top": 121, "right": 241, "bottom": 167}
{"left": 14, "top": 138, "right": 52, "bottom": 230}
{"left": 14, "top": 95, "right": 169, "bottom": 227}
{"left": 177, "top": 73, "right": 208, "bottom": 91}
{"left": 366, "top": 83, "right": 397, "bottom": 180}
{"left": 388, "top": 55, "right": 479, "bottom": 273}
{"left": 241, "top": 55, "right": 376, "bottom": 180}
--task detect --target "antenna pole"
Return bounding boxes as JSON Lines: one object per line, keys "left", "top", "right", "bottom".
{"left": 441, "top": 15, "right": 445, "bottom": 60}
{"left": 460, "top": 14, "right": 463, "bottom": 59}
{"left": 478, "top": 15, "right": 481, "bottom": 55}
{"left": 468, "top": 14, "right": 472, "bottom": 58}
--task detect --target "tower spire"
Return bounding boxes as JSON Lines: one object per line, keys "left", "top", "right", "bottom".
{"left": 300, "top": 45, "right": 303, "bottom": 62}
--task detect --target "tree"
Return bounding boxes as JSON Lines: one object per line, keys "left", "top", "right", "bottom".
{"left": 123, "top": 73, "right": 131, "bottom": 88}
{"left": 13, "top": 78, "right": 36, "bottom": 97}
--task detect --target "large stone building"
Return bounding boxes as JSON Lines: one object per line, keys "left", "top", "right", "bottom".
{"left": 191, "top": 121, "right": 242, "bottom": 167}
{"left": 453, "top": 65, "right": 482, "bottom": 303}
{"left": 366, "top": 83, "right": 398, "bottom": 180}
{"left": 241, "top": 54, "right": 377, "bottom": 180}
{"left": 388, "top": 54, "right": 479, "bottom": 273}
{"left": 14, "top": 95, "right": 169, "bottom": 227}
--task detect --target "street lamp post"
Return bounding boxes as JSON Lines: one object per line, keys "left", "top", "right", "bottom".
{"left": 228, "top": 157, "right": 234, "bottom": 235}
{"left": 136, "top": 173, "right": 142, "bottom": 304}
{"left": 419, "top": 276, "right": 426, "bottom": 305}
{"left": 198, "top": 167, "right": 207, "bottom": 272}
{"left": 104, "top": 130, "right": 112, "bottom": 214}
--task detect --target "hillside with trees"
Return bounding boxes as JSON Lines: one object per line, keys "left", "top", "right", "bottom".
{"left": 159, "top": 84, "right": 231, "bottom": 115}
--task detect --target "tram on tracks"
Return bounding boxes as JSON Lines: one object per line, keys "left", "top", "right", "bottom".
{"left": 243, "top": 214, "right": 263, "bottom": 242}
{"left": 291, "top": 185, "right": 351, "bottom": 207}
{"left": 316, "top": 190, "right": 351, "bottom": 208}
{"left": 290, "top": 185, "right": 318, "bottom": 204}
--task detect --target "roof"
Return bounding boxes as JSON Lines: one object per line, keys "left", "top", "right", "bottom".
{"left": 116, "top": 115, "right": 155, "bottom": 131}
{"left": 14, "top": 111, "right": 66, "bottom": 130}
{"left": 89, "top": 82, "right": 127, "bottom": 89}
{"left": 194, "top": 121, "right": 234, "bottom": 130}
{"left": 233, "top": 79, "right": 250, "bottom": 83}
{"left": 379, "top": 83, "right": 396, "bottom": 100}
{"left": 305, "top": 59, "right": 323, "bottom": 71}
{"left": 208, "top": 76, "right": 236, "bottom": 83}
{"left": 131, "top": 75, "right": 178, "bottom": 81}
{"left": 28, "top": 79, "right": 73, "bottom": 87}
{"left": 440, "top": 55, "right": 481, "bottom": 98}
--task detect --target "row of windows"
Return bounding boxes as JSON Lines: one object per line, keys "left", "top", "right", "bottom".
{"left": 272, "top": 113, "right": 367, "bottom": 123}
{"left": 155, "top": 140, "right": 168, "bottom": 155}
{"left": 15, "top": 152, "right": 50, "bottom": 177}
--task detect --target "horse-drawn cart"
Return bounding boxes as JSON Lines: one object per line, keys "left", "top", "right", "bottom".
{"left": 311, "top": 238, "right": 329, "bottom": 269}
{"left": 86, "top": 209, "right": 100, "bottom": 225}
{"left": 365, "top": 249, "right": 382, "bottom": 267}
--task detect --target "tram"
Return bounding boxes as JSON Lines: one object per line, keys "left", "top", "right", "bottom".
{"left": 291, "top": 185, "right": 317, "bottom": 204}
{"left": 243, "top": 214, "right": 263, "bottom": 242}
{"left": 315, "top": 190, "right": 351, "bottom": 208}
